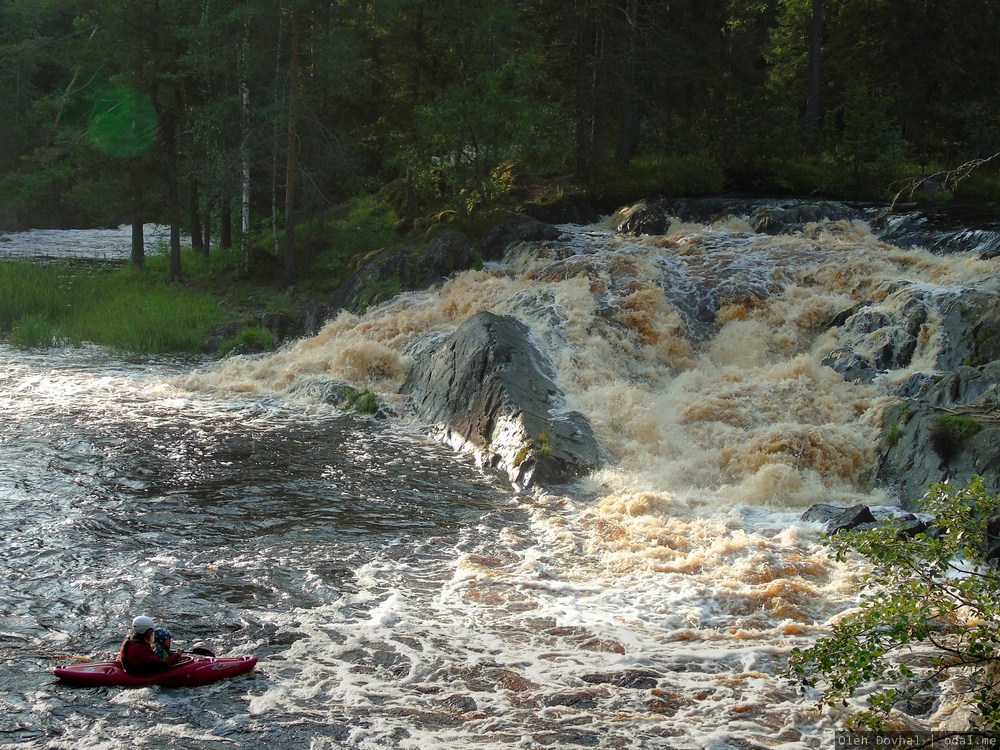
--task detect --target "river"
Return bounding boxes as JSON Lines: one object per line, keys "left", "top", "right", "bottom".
{"left": 2, "top": 209, "right": 998, "bottom": 749}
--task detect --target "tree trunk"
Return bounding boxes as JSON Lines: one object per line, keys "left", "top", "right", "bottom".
{"left": 615, "top": 0, "right": 640, "bottom": 168}
{"left": 130, "top": 165, "right": 145, "bottom": 268}
{"left": 131, "top": 216, "right": 144, "bottom": 268}
{"left": 806, "top": 0, "right": 824, "bottom": 153}
{"left": 220, "top": 187, "right": 232, "bottom": 249}
{"left": 239, "top": 19, "right": 252, "bottom": 274}
{"left": 164, "top": 118, "right": 182, "bottom": 281}
{"left": 203, "top": 197, "right": 212, "bottom": 257}
{"left": 283, "top": 6, "right": 301, "bottom": 286}
{"left": 190, "top": 176, "right": 204, "bottom": 254}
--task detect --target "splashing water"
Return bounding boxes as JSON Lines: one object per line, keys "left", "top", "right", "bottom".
{"left": 5, "top": 217, "right": 999, "bottom": 749}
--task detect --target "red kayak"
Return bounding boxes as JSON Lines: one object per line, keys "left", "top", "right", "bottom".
{"left": 54, "top": 655, "right": 258, "bottom": 688}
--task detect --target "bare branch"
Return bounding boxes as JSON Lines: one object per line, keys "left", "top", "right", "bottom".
{"left": 886, "top": 152, "right": 1000, "bottom": 214}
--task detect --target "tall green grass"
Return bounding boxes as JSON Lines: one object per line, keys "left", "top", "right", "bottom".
{"left": 0, "top": 259, "right": 221, "bottom": 353}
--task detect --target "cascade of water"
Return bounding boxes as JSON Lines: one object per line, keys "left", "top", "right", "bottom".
{"left": 5, "top": 212, "right": 999, "bottom": 749}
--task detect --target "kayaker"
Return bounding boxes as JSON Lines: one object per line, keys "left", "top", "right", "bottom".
{"left": 152, "top": 627, "right": 173, "bottom": 659}
{"left": 120, "top": 615, "right": 183, "bottom": 674}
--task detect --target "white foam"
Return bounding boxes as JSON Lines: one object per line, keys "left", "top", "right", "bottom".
{"left": 171, "top": 219, "right": 1000, "bottom": 745}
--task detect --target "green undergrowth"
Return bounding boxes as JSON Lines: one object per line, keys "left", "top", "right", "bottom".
{"left": 0, "top": 253, "right": 226, "bottom": 353}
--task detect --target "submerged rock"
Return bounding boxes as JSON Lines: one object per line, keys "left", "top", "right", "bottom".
{"left": 401, "top": 312, "right": 600, "bottom": 489}
{"left": 613, "top": 197, "right": 862, "bottom": 237}
{"left": 799, "top": 503, "right": 929, "bottom": 537}
{"left": 579, "top": 669, "right": 662, "bottom": 690}
{"left": 799, "top": 503, "right": 879, "bottom": 534}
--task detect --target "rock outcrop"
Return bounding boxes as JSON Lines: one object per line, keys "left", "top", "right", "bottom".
{"left": 815, "top": 285, "right": 1000, "bottom": 505}
{"left": 614, "top": 197, "right": 863, "bottom": 237}
{"left": 328, "top": 230, "right": 474, "bottom": 313}
{"left": 479, "top": 216, "right": 562, "bottom": 262}
{"left": 876, "top": 362, "right": 1000, "bottom": 506}
{"left": 401, "top": 312, "right": 601, "bottom": 489}
{"left": 609, "top": 198, "right": 1000, "bottom": 505}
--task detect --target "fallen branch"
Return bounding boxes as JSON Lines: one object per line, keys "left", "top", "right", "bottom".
{"left": 887, "top": 152, "right": 1000, "bottom": 214}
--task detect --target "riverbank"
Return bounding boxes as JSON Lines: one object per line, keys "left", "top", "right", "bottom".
{"left": 0, "top": 248, "right": 294, "bottom": 354}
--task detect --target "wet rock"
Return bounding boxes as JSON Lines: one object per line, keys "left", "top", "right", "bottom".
{"left": 821, "top": 348, "right": 879, "bottom": 384}
{"left": 534, "top": 728, "right": 602, "bottom": 747}
{"left": 401, "top": 312, "right": 601, "bottom": 489}
{"left": 479, "top": 216, "right": 561, "bottom": 261}
{"left": 932, "top": 289, "right": 1000, "bottom": 370}
{"left": 746, "top": 200, "right": 859, "bottom": 234}
{"left": 286, "top": 378, "right": 354, "bottom": 405}
{"left": 541, "top": 691, "right": 600, "bottom": 709}
{"left": 800, "top": 504, "right": 931, "bottom": 537}
{"left": 579, "top": 669, "right": 661, "bottom": 690}
{"left": 800, "top": 503, "right": 878, "bottom": 534}
{"left": 613, "top": 197, "right": 862, "bottom": 237}
{"left": 329, "top": 230, "right": 473, "bottom": 313}
{"left": 438, "top": 694, "right": 478, "bottom": 713}
{"left": 614, "top": 200, "right": 671, "bottom": 236}
{"left": 298, "top": 300, "right": 329, "bottom": 337}
{"left": 822, "top": 292, "right": 930, "bottom": 381}
{"left": 261, "top": 311, "right": 294, "bottom": 344}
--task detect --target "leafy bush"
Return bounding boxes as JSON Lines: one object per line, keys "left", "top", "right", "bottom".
{"left": 786, "top": 476, "right": 1000, "bottom": 734}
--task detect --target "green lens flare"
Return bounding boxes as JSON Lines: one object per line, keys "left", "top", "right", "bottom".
{"left": 88, "top": 86, "right": 159, "bottom": 157}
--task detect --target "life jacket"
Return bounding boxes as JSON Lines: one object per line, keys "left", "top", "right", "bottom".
{"left": 120, "top": 635, "right": 167, "bottom": 674}
{"left": 119, "top": 635, "right": 143, "bottom": 673}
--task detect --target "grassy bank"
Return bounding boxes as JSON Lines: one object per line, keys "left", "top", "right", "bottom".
{"left": 0, "top": 249, "right": 272, "bottom": 354}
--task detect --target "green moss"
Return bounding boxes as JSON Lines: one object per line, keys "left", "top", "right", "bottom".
{"left": 513, "top": 444, "right": 530, "bottom": 467}
{"left": 883, "top": 424, "right": 904, "bottom": 449}
{"left": 937, "top": 414, "right": 983, "bottom": 440}
{"left": 219, "top": 326, "right": 274, "bottom": 356}
{"left": 345, "top": 387, "right": 379, "bottom": 414}
{"left": 534, "top": 432, "right": 553, "bottom": 456}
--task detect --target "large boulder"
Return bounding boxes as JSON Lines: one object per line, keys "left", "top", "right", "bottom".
{"left": 401, "top": 312, "right": 601, "bottom": 489}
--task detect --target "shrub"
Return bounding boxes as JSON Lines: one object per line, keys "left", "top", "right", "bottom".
{"left": 603, "top": 151, "right": 727, "bottom": 201}
{"left": 785, "top": 476, "right": 1000, "bottom": 734}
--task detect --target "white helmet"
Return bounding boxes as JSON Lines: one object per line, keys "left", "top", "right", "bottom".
{"left": 132, "top": 615, "right": 156, "bottom": 634}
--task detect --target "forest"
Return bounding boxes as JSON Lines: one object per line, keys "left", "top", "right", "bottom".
{"left": 2, "top": 0, "right": 1000, "bottom": 284}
